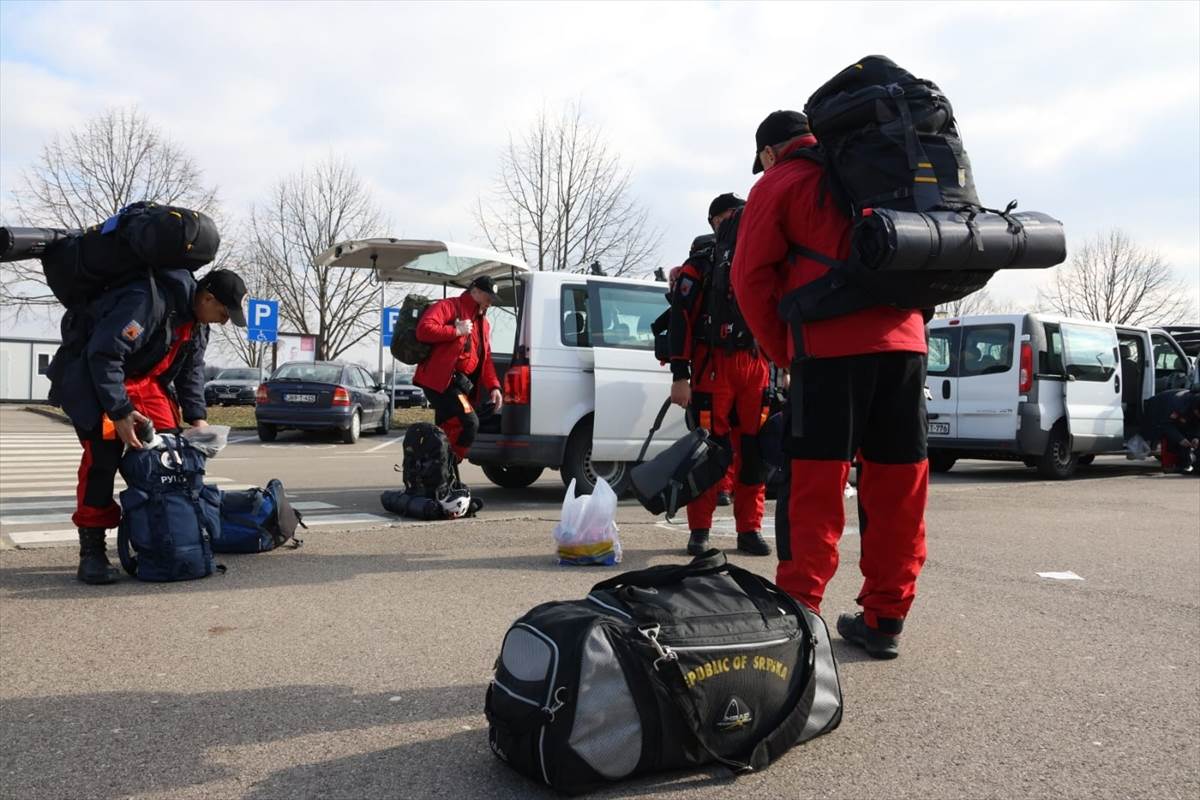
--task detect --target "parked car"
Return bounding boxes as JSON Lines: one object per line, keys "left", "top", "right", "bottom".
{"left": 391, "top": 373, "right": 430, "bottom": 409}
{"left": 254, "top": 361, "right": 391, "bottom": 443}
{"left": 317, "top": 239, "right": 687, "bottom": 493}
{"left": 925, "top": 313, "right": 1191, "bottom": 478}
{"left": 204, "top": 367, "right": 263, "bottom": 406}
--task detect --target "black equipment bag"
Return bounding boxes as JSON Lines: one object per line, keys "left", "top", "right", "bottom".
{"left": 401, "top": 422, "right": 456, "bottom": 497}
{"left": 630, "top": 399, "right": 732, "bottom": 517}
{"left": 40, "top": 202, "right": 220, "bottom": 309}
{"left": 390, "top": 293, "right": 434, "bottom": 365}
{"left": 485, "top": 550, "right": 843, "bottom": 794}
{"left": 784, "top": 55, "right": 1065, "bottom": 321}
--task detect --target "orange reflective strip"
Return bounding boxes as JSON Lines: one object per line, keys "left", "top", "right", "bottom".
{"left": 101, "top": 415, "right": 117, "bottom": 440}
{"left": 458, "top": 394, "right": 474, "bottom": 414}
{"left": 699, "top": 411, "right": 712, "bottom": 430}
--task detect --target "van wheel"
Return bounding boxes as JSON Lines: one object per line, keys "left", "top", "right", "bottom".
{"left": 342, "top": 410, "right": 362, "bottom": 444}
{"left": 562, "top": 423, "right": 632, "bottom": 497}
{"left": 257, "top": 423, "right": 277, "bottom": 443}
{"left": 1037, "top": 428, "right": 1078, "bottom": 479}
{"left": 929, "top": 452, "right": 957, "bottom": 473}
{"left": 482, "top": 464, "right": 544, "bottom": 489}
{"left": 1078, "top": 454, "right": 1095, "bottom": 466}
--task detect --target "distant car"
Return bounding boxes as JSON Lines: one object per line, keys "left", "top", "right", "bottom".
{"left": 392, "top": 374, "right": 430, "bottom": 409}
{"left": 204, "top": 368, "right": 263, "bottom": 406}
{"left": 254, "top": 361, "right": 391, "bottom": 443}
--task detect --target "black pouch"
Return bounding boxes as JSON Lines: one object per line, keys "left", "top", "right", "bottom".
{"left": 451, "top": 371, "right": 475, "bottom": 398}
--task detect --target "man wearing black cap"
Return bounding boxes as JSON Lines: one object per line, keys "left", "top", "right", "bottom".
{"left": 732, "top": 110, "right": 930, "bottom": 659}
{"left": 50, "top": 266, "right": 248, "bottom": 584}
{"left": 413, "top": 275, "right": 504, "bottom": 462}
{"left": 667, "top": 192, "right": 772, "bottom": 557}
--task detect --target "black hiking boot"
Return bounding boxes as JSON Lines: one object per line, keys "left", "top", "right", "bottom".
{"left": 686, "top": 529, "right": 711, "bottom": 556}
{"left": 77, "top": 528, "right": 121, "bottom": 585}
{"left": 716, "top": 491, "right": 732, "bottom": 507}
{"left": 836, "top": 612, "right": 900, "bottom": 660}
{"left": 736, "top": 531, "right": 772, "bottom": 556}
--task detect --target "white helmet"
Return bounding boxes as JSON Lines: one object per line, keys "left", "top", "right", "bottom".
{"left": 439, "top": 487, "right": 471, "bottom": 519}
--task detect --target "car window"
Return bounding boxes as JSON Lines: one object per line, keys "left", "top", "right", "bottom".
{"left": 927, "top": 328, "right": 957, "bottom": 376}
{"left": 591, "top": 284, "right": 665, "bottom": 350}
{"left": 272, "top": 364, "right": 343, "bottom": 383}
{"left": 1041, "top": 323, "right": 1065, "bottom": 376}
{"left": 1061, "top": 324, "right": 1118, "bottom": 382}
{"left": 960, "top": 325, "right": 1014, "bottom": 376}
{"left": 1152, "top": 334, "right": 1187, "bottom": 374}
{"left": 217, "top": 369, "right": 260, "bottom": 381}
{"left": 487, "top": 277, "right": 521, "bottom": 356}
{"left": 561, "top": 285, "right": 590, "bottom": 347}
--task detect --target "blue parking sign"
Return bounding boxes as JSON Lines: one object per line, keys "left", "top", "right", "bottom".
{"left": 381, "top": 306, "right": 400, "bottom": 347}
{"left": 247, "top": 299, "right": 279, "bottom": 343}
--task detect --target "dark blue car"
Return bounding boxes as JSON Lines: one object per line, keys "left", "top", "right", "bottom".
{"left": 255, "top": 361, "right": 391, "bottom": 444}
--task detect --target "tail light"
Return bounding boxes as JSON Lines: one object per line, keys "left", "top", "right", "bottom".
{"left": 255, "top": 384, "right": 268, "bottom": 404}
{"left": 332, "top": 387, "right": 351, "bottom": 407}
{"left": 503, "top": 364, "right": 531, "bottom": 405}
{"left": 1019, "top": 342, "right": 1033, "bottom": 393}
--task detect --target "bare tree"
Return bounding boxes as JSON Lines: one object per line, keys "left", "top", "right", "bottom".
{"left": 1038, "top": 230, "right": 1191, "bottom": 325}
{"left": 938, "top": 288, "right": 1002, "bottom": 317}
{"left": 249, "top": 156, "right": 385, "bottom": 361}
{"left": 3, "top": 106, "right": 218, "bottom": 310}
{"left": 209, "top": 228, "right": 273, "bottom": 369}
{"left": 475, "top": 103, "right": 661, "bottom": 276}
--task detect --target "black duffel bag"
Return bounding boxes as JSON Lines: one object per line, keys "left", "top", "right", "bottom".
{"left": 485, "top": 550, "right": 843, "bottom": 794}
{"left": 631, "top": 399, "right": 731, "bottom": 518}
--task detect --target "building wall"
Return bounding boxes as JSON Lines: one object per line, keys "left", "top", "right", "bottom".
{"left": 0, "top": 339, "right": 61, "bottom": 402}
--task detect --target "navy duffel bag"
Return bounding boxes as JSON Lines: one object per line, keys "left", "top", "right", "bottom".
{"left": 117, "top": 433, "right": 222, "bottom": 582}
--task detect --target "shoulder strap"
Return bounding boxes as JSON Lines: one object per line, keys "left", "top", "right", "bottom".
{"left": 635, "top": 398, "right": 673, "bottom": 463}
{"left": 117, "top": 524, "right": 137, "bottom": 576}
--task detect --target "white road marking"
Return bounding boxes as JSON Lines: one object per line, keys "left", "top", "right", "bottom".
{"left": 1036, "top": 571, "right": 1084, "bottom": 581}
{"left": 1, "top": 512, "right": 73, "bottom": 525}
{"left": 0, "top": 476, "right": 240, "bottom": 489}
{"left": 0, "top": 500, "right": 83, "bottom": 512}
{"left": 291, "top": 501, "right": 337, "bottom": 511}
{"left": 6, "top": 529, "right": 78, "bottom": 546}
{"left": 300, "top": 513, "right": 395, "bottom": 527}
{"left": 364, "top": 437, "right": 402, "bottom": 454}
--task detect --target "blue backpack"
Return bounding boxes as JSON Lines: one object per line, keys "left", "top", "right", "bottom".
{"left": 117, "top": 434, "right": 222, "bottom": 582}
{"left": 215, "top": 479, "right": 305, "bottom": 554}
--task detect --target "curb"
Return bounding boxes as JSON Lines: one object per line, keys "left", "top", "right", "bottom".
{"left": 22, "top": 406, "right": 72, "bottom": 426}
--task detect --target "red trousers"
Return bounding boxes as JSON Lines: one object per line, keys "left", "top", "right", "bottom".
{"left": 776, "top": 352, "right": 929, "bottom": 628}
{"left": 686, "top": 348, "right": 770, "bottom": 533}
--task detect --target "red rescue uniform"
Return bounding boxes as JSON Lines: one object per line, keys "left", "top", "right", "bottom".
{"left": 732, "top": 135, "right": 929, "bottom": 631}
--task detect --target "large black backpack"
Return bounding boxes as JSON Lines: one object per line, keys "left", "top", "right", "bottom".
{"left": 785, "top": 55, "right": 1063, "bottom": 321}
{"left": 40, "top": 201, "right": 220, "bottom": 309}
{"left": 390, "top": 293, "right": 434, "bottom": 365}
{"left": 401, "top": 422, "right": 456, "bottom": 497}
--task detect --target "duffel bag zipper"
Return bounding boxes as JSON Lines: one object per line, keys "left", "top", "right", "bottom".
{"left": 639, "top": 624, "right": 798, "bottom": 670}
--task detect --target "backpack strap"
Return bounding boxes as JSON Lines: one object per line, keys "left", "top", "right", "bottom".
{"left": 635, "top": 398, "right": 674, "bottom": 463}
{"left": 117, "top": 523, "right": 137, "bottom": 576}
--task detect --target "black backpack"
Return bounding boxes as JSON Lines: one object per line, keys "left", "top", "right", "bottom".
{"left": 485, "top": 551, "right": 843, "bottom": 794}
{"left": 401, "top": 422, "right": 456, "bottom": 497}
{"left": 390, "top": 293, "right": 434, "bottom": 365}
{"left": 784, "top": 55, "right": 1061, "bottom": 321}
{"left": 40, "top": 201, "right": 220, "bottom": 309}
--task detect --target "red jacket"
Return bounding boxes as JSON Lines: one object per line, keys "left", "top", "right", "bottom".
{"left": 731, "top": 136, "right": 927, "bottom": 365}
{"left": 413, "top": 291, "right": 500, "bottom": 396}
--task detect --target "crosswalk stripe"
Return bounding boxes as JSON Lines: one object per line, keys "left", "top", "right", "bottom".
{"left": 6, "top": 529, "right": 79, "bottom": 546}
{"left": 301, "top": 513, "right": 394, "bottom": 527}
{"left": 1, "top": 513, "right": 73, "bottom": 525}
{"left": 0, "top": 500, "right": 80, "bottom": 512}
{"left": 1, "top": 483, "right": 254, "bottom": 500}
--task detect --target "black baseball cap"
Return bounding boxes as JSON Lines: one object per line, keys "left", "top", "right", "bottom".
{"left": 197, "top": 268, "right": 247, "bottom": 327}
{"left": 752, "top": 110, "right": 810, "bottom": 174}
{"left": 707, "top": 192, "right": 746, "bottom": 222}
{"left": 469, "top": 275, "right": 501, "bottom": 302}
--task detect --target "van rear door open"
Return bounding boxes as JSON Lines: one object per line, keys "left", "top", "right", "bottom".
{"left": 1060, "top": 322, "right": 1124, "bottom": 452}
{"left": 587, "top": 280, "right": 686, "bottom": 462}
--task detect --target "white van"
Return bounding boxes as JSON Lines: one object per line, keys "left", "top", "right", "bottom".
{"left": 317, "top": 239, "right": 687, "bottom": 493}
{"left": 925, "top": 313, "right": 1192, "bottom": 478}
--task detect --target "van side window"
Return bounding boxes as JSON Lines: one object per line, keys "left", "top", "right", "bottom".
{"left": 1041, "top": 323, "right": 1065, "bottom": 376}
{"left": 960, "top": 325, "right": 1015, "bottom": 376}
{"left": 1061, "top": 325, "right": 1118, "bottom": 382}
{"left": 1152, "top": 334, "right": 1187, "bottom": 375}
{"left": 591, "top": 284, "right": 666, "bottom": 350}
{"left": 927, "top": 329, "right": 957, "bottom": 376}
{"left": 561, "top": 285, "right": 590, "bottom": 347}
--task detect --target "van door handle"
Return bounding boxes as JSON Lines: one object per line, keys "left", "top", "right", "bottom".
{"left": 928, "top": 413, "right": 940, "bottom": 420}
{"left": 583, "top": 368, "right": 594, "bottom": 374}
{"left": 942, "top": 379, "right": 951, "bottom": 400}
{"left": 1114, "top": 374, "right": 1120, "bottom": 393}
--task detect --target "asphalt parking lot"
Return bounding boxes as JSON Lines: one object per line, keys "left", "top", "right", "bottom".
{"left": 1, "top": 408, "right": 1197, "bottom": 799}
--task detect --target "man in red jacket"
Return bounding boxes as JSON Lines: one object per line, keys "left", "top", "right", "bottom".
{"left": 413, "top": 276, "right": 504, "bottom": 462}
{"left": 732, "top": 110, "right": 929, "bottom": 660}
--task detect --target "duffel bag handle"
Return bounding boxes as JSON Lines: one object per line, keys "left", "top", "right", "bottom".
{"left": 591, "top": 549, "right": 729, "bottom": 592}
{"left": 635, "top": 398, "right": 674, "bottom": 463}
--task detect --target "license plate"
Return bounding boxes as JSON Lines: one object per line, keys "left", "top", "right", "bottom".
{"left": 285, "top": 393, "right": 317, "bottom": 404}
{"left": 928, "top": 422, "right": 950, "bottom": 435}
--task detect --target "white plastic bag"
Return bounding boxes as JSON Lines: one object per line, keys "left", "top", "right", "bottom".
{"left": 552, "top": 478, "right": 622, "bottom": 565}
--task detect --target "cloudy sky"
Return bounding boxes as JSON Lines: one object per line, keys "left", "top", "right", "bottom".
{"left": 2, "top": 0, "right": 1197, "bottom": 364}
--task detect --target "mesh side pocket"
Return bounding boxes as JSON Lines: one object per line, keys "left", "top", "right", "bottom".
{"left": 568, "top": 626, "right": 641, "bottom": 779}
{"left": 501, "top": 627, "right": 553, "bottom": 683}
